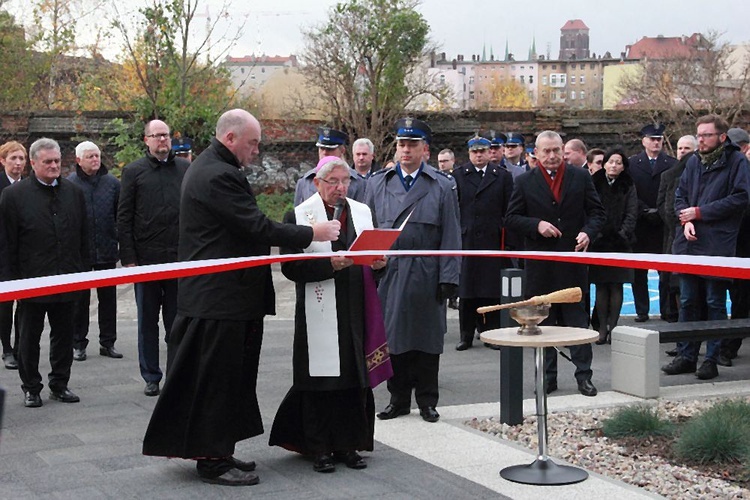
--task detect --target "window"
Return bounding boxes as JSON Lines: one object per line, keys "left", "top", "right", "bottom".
{"left": 469, "top": 76, "right": 474, "bottom": 84}
{"left": 570, "top": 75, "right": 576, "bottom": 85}
{"left": 570, "top": 64, "right": 576, "bottom": 70}
{"left": 469, "top": 91, "right": 475, "bottom": 99}
{"left": 529, "top": 66, "right": 534, "bottom": 70}
{"left": 580, "top": 75, "right": 586, "bottom": 84}
{"left": 519, "top": 75, "right": 525, "bottom": 84}
{"left": 542, "top": 64, "right": 547, "bottom": 70}
{"left": 580, "top": 91, "right": 586, "bottom": 100}
{"left": 552, "top": 64, "right": 557, "bottom": 70}
{"left": 550, "top": 74, "right": 557, "bottom": 85}
{"left": 551, "top": 90, "right": 557, "bottom": 100}
{"left": 520, "top": 65, "right": 525, "bottom": 69}
{"left": 542, "top": 75, "right": 548, "bottom": 85}
{"left": 571, "top": 91, "right": 576, "bottom": 100}
{"left": 440, "top": 74, "right": 445, "bottom": 83}
{"left": 590, "top": 63, "right": 595, "bottom": 70}
{"left": 529, "top": 75, "right": 534, "bottom": 84}
{"left": 560, "top": 74, "right": 566, "bottom": 86}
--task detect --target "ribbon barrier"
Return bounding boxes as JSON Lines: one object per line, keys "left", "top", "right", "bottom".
{"left": 0, "top": 250, "right": 748, "bottom": 302}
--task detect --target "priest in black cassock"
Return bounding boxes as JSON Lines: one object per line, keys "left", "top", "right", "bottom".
{"left": 269, "top": 157, "right": 389, "bottom": 473}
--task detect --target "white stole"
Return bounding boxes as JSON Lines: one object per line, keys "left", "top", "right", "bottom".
{"left": 294, "top": 193, "right": 373, "bottom": 376}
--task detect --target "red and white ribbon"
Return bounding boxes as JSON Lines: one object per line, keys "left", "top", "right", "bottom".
{"left": 0, "top": 250, "right": 747, "bottom": 302}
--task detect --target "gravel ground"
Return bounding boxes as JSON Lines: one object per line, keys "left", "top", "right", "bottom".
{"left": 466, "top": 397, "right": 750, "bottom": 499}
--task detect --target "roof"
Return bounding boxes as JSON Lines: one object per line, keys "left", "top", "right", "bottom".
{"left": 626, "top": 33, "right": 703, "bottom": 59}
{"left": 561, "top": 19, "right": 589, "bottom": 31}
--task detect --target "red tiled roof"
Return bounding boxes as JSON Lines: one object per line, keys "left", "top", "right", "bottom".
{"left": 561, "top": 19, "right": 588, "bottom": 31}
{"left": 626, "top": 34, "right": 702, "bottom": 59}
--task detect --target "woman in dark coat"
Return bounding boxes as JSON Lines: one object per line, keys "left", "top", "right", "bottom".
{"left": 589, "top": 149, "right": 638, "bottom": 344}
{"left": 269, "top": 158, "right": 388, "bottom": 473}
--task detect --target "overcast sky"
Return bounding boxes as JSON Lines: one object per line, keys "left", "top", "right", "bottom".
{"left": 7, "top": 0, "right": 750, "bottom": 61}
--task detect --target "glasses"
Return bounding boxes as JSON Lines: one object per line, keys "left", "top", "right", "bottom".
{"left": 146, "top": 133, "right": 171, "bottom": 140}
{"left": 319, "top": 177, "right": 351, "bottom": 187}
{"left": 696, "top": 133, "right": 720, "bottom": 139}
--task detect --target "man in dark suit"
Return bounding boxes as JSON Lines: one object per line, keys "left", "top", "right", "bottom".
{"left": 628, "top": 123, "right": 676, "bottom": 322}
{"left": 452, "top": 135, "right": 513, "bottom": 351}
{"left": 505, "top": 130, "right": 605, "bottom": 396}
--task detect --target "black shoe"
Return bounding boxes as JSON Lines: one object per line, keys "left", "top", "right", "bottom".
{"left": 662, "top": 356, "right": 697, "bottom": 375}
{"left": 577, "top": 379, "right": 598, "bottom": 397}
{"left": 49, "top": 388, "right": 80, "bottom": 403}
{"left": 333, "top": 451, "right": 366, "bottom": 469}
{"left": 595, "top": 332, "right": 610, "bottom": 345}
{"left": 73, "top": 348, "right": 87, "bottom": 361}
{"left": 455, "top": 340, "right": 472, "bottom": 351}
{"left": 419, "top": 407, "right": 440, "bottom": 423}
{"left": 24, "top": 391, "right": 42, "bottom": 408}
{"left": 634, "top": 314, "right": 649, "bottom": 323}
{"left": 99, "top": 345, "right": 123, "bottom": 359}
{"left": 665, "top": 348, "right": 678, "bottom": 357}
{"left": 696, "top": 360, "right": 719, "bottom": 380}
{"left": 483, "top": 342, "right": 502, "bottom": 350}
{"left": 545, "top": 379, "right": 558, "bottom": 394}
{"left": 199, "top": 468, "right": 260, "bottom": 486}
{"left": 717, "top": 354, "right": 732, "bottom": 367}
{"left": 448, "top": 298, "right": 459, "bottom": 310}
{"left": 144, "top": 382, "right": 160, "bottom": 397}
{"left": 377, "top": 404, "right": 410, "bottom": 420}
{"left": 2, "top": 352, "right": 18, "bottom": 369}
{"left": 313, "top": 454, "right": 335, "bottom": 473}
{"left": 229, "top": 456, "right": 256, "bottom": 472}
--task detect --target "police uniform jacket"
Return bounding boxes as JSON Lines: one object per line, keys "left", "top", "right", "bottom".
{"left": 505, "top": 164, "right": 605, "bottom": 297}
{"left": 364, "top": 164, "right": 461, "bottom": 355}
{"left": 452, "top": 162, "right": 513, "bottom": 298}
{"left": 628, "top": 150, "right": 676, "bottom": 253}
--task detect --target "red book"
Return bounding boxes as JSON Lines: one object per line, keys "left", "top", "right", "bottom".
{"left": 348, "top": 211, "right": 412, "bottom": 265}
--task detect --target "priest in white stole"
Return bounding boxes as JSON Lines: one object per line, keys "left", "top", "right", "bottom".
{"left": 269, "top": 158, "right": 387, "bottom": 473}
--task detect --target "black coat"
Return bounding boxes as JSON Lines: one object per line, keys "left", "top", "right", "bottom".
{"left": 0, "top": 172, "right": 18, "bottom": 280}
{"left": 505, "top": 164, "right": 605, "bottom": 297}
{"left": 628, "top": 150, "right": 676, "bottom": 253}
{"left": 452, "top": 163, "right": 513, "bottom": 298}
{"left": 177, "top": 139, "right": 314, "bottom": 321}
{"left": 117, "top": 151, "right": 189, "bottom": 265}
{"left": 656, "top": 154, "right": 692, "bottom": 254}
{"left": 588, "top": 169, "right": 638, "bottom": 284}
{"left": 68, "top": 164, "right": 120, "bottom": 265}
{"left": 0, "top": 173, "right": 88, "bottom": 302}
{"left": 281, "top": 209, "right": 368, "bottom": 391}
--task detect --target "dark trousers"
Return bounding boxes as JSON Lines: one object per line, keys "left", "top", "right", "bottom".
{"left": 541, "top": 301, "right": 593, "bottom": 383}
{"left": 678, "top": 275, "right": 728, "bottom": 363}
{"left": 17, "top": 300, "right": 75, "bottom": 395}
{"left": 0, "top": 300, "right": 19, "bottom": 355}
{"left": 659, "top": 271, "right": 679, "bottom": 321}
{"left": 722, "top": 278, "right": 749, "bottom": 357}
{"left": 387, "top": 351, "right": 440, "bottom": 409}
{"left": 631, "top": 268, "right": 650, "bottom": 316}
{"left": 135, "top": 279, "right": 177, "bottom": 384}
{"left": 458, "top": 297, "right": 501, "bottom": 343}
{"left": 73, "top": 263, "right": 117, "bottom": 350}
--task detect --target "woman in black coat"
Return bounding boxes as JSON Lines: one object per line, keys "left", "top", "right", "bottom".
{"left": 589, "top": 149, "right": 638, "bottom": 344}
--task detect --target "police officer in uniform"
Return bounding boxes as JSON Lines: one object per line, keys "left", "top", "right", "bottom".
{"left": 365, "top": 118, "right": 461, "bottom": 423}
{"left": 485, "top": 130, "right": 506, "bottom": 168}
{"left": 452, "top": 135, "right": 513, "bottom": 351}
{"left": 294, "top": 127, "right": 365, "bottom": 206}
{"left": 501, "top": 132, "right": 528, "bottom": 180}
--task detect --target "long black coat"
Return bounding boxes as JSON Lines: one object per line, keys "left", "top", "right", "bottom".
{"left": 628, "top": 150, "right": 676, "bottom": 253}
{"left": 588, "top": 169, "right": 638, "bottom": 284}
{"left": 0, "top": 172, "right": 88, "bottom": 302}
{"left": 505, "top": 164, "right": 605, "bottom": 297}
{"left": 281, "top": 209, "right": 368, "bottom": 392}
{"left": 177, "top": 139, "right": 314, "bottom": 321}
{"left": 656, "top": 154, "right": 692, "bottom": 254}
{"left": 452, "top": 163, "right": 513, "bottom": 298}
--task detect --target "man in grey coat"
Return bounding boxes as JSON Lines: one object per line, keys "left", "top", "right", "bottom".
{"left": 365, "top": 118, "right": 461, "bottom": 423}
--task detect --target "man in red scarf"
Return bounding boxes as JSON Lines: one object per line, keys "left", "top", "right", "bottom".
{"left": 505, "top": 131, "right": 605, "bottom": 397}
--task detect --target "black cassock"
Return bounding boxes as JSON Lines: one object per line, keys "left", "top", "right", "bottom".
{"left": 269, "top": 207, "right": 375, "bottom": 456}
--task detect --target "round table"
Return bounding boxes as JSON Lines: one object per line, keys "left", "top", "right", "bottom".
{"left": 480, "top": 326, "right": 598, "bottom": 486}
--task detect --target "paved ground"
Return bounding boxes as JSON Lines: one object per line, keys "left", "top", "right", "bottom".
{"left": 1, "top": 264, "right": 748, "bottom": 499}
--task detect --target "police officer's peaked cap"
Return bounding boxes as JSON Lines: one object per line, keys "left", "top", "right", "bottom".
{"left": 483, "top": 130, "right": 507, "bottom": 147}
{"left": 171, "top": 137, "right": 193, "bottom": 153}
{"left": 395, "top": 118, "right": 432, "bottom": 144}
{"left": 505, "top": 132, "right": 525, "bottom": 145}
{"left": 468, "top": 135, "right": 491, "bottom": 151}
{"left": 640, "top": 123, "right": 666, "bottom": 138}
{"left": 316, "top": 127, "right": 349, "bottom": 148}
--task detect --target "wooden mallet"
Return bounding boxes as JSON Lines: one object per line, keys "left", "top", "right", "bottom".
{"left": 476, "top": 287, "right": 582, "bottom": 315}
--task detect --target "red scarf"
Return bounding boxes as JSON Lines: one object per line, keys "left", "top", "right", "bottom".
{"left": 540, "top": 162, "right": 565, "bottom": 202}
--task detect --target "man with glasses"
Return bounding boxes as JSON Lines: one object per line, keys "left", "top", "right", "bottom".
{"left": 118, "top": 120, "right": 190, "bottom": 397}
{"left": 662, "top": 114, "right": 749, "bottom": 380}
{"left": 628, "top": 123, "right": 676, "bottom": 322}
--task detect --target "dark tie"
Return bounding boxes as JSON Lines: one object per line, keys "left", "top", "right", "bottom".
{"left": 649, "top": 158, "right": 656, "bottom": 168}
{"left": 477, "top": 169, "right": 484, "bottom": 179}
{"left": 548, "top": 170, "right": 556, "bottom": 179}
{"left": 404, "top": 175, "right": 413, "bottom": 189}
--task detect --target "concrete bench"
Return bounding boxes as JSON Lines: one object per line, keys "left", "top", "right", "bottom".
{"left": 611, "top": 318, "right": 750, "bottom": 398}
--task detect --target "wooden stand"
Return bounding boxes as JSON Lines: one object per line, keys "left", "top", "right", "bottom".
{"left": 480, "top": 326, "right": 598, "bottom": 486}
